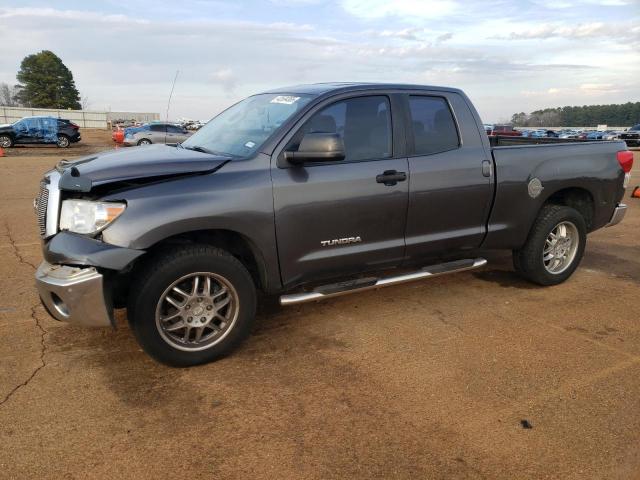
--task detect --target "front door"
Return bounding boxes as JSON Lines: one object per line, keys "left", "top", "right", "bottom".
{"left": 272, "top": 94, "right": 409, "bottom": 288}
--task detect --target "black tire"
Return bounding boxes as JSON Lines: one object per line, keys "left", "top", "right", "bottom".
{"left": 513, "top": 204, "right": 586, "bottom": 286}
{"left": 128, "top": 245, "right": 257, "bottom": 367}
{"left": 56, "top": 134, "right": 70, "bottom": 148}
{"left": 137, "top": 138, "right": 152, "bottom": 146}
{"left": 0, "top": 134, "right": 13, "bottom": 148}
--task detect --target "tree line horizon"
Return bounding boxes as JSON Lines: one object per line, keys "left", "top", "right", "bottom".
{"left": 508, "top": 102, "right": 640, "bottom": 128}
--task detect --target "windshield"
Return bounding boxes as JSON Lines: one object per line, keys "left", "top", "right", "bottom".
{"left": 182, "top": 93, "right": 313, "bottom": 157}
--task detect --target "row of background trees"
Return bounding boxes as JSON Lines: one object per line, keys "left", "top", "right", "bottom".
{"left": 1, "top": 50, "right": 83, "bottom": 110}
{"left": 510, "top": 102, "right": 640, "bottom": 127}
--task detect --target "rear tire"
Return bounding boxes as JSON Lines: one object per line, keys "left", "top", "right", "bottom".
{"left": 137, "top": 138, "right": 152, "bottom": 146}
{"left": 56, "top": 134, "right": 70, "bottom": 148}
{"left": 0, "top": 135, "right": 13, "bottom": 148}
{"left": 128, "top": 245, "right": 257, "bottom": 367}
{"left": 513, "top": 204, "right": 586, "bottom": 286}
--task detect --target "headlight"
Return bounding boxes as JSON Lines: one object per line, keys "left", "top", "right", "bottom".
{"left": 59, "top": 200, "right": 126, "bottom": 234}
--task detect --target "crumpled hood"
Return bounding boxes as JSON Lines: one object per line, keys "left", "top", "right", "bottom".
{"left": 56, "top": 144, "right": 230, "bottom": 192}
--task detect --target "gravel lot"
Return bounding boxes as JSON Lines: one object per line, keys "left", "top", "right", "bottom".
{"left": 0, "top": 133, "right": 639, "bottom": 479}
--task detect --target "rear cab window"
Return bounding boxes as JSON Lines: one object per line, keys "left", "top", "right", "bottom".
{"left": 408, "top": 96, "right": 460, "bottom": 156}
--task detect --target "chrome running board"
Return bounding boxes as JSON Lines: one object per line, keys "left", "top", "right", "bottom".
{"left": 279, "top": 258, "right": 487, "bottom": 306}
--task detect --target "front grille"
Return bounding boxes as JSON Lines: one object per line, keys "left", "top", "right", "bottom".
{"left": 37, "top": 181, "right": 49, "bottom": 237}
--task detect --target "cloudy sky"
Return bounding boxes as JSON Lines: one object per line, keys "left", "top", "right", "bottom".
{"left": 0, "top": 0, "right": 638, "bottom": 122}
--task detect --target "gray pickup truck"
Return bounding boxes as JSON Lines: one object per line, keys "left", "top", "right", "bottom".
{"left": 34, "top": 83, "right": 633, "bottom": 366}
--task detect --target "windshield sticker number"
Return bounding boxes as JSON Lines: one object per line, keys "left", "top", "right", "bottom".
{"left": 244, "top": 141, "right": 256, "bottom": 148}
{"left": 270, "top": 95, "right": 300, "bottom": 105}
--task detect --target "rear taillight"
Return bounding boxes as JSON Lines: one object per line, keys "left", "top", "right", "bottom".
{"left": 617, "top": 151, "right": 633, "bottom": 173}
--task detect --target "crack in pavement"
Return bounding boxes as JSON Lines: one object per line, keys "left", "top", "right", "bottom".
{"left": 0, "top": 303, "right": 48, "bottom": 407}
{"left": 1, "top": 221, "right": 48, "bottom": 408}
{"left": 3, "top": 220, "right": 38, "bottom": 270}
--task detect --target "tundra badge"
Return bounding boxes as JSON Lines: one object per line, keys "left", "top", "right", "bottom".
{"left": 321, "top": 236, "right": 362, "bottom": 247}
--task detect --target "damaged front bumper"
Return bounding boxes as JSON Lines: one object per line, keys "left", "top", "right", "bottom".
{"left": 35, "top": 232, "right": 145, "bottom": 327}
{"left": 36, "top": 262, "right": 113, "bottom": 327}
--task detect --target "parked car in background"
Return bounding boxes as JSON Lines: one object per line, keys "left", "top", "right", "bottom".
{"left": 559, "top": 130, "right": 580, "bottom": 139}
{"left": 489, "top": 125, "right": 521, "bottom": 136}
{"left": 0, "top": 116, "right": 80, "bottom": 148}
{"left": 620, "top": 125, "right": 640, "bottom": 147}
{"left": 586, "top": 131, "right": 605, "bottom": 140}
{"left": 123, "top": 123, "right": 193, "bottom": 146}
{"left": 602, "top": 131, "right": 621, "bottom": 141}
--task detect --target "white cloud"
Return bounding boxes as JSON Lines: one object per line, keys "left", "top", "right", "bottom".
{"left": 209, "top": 68, "right": 238, "bottom": 92}
{"left": 497, "top": 21, "right": 640, "bottom": 42}
{"left": 533, "top": 0, "right": 635, "bottom": 8}
{"left": 341, "top": 0, "right": 459, "bottom": 20}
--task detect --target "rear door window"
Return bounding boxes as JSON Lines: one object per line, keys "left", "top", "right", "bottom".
{"left": 408, "top": 96, "right": 459, "bottom": 156}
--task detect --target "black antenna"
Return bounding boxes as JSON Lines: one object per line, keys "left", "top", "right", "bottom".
{"left": 165, "top": 69, "right": 179, "bottom": 144}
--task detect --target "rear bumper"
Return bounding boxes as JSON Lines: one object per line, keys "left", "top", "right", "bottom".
{"left": 35, "top": 261, "right": 112, "bottom": 327}
{"left": 606, "top": 203, "right": 627, "bottom": 228}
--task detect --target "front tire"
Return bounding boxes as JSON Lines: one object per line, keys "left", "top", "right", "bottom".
{"left": 128, "top": 246, "right": 257, "bottom": 366}
{"left": 513, "top": 204, "right": 586, "bottom": 286}
{"left": 137, "top": 138, "right": 152, "bottom": 146}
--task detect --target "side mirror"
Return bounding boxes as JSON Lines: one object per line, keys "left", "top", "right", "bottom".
{"left": 284, "top": 132, "right": 345, "bottom": 164}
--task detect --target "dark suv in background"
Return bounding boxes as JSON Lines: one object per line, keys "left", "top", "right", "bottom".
{"left": 0, "top": 116, "right": 81, "bottom": 148}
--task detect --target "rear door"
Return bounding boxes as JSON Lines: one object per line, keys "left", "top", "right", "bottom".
{"left": 403, "top": 92, "right": 493, "bottom": 261}
{"left": 272, "top": 93, "right": 409, "bottom": 288}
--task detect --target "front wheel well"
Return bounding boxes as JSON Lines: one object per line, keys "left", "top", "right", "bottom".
{"left": 544, "top": 187, "right": 594, "bottom": 231}
{"left": 142, "top": 229, "right": 267, "bottom": 291}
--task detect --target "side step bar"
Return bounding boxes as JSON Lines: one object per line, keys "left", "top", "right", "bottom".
{"left": 279, "top": 258, "right": 487, "bottom": 306}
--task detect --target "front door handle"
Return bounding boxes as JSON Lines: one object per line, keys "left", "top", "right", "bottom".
{"left": 376, "top": 170, "right": 407, "bottom": 186}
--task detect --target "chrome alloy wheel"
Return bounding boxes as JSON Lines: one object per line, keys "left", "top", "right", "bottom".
{"left": 57, "top": 135, "right": 70, "bottom": 148}
{"left": 0, "top": 135, "right": 11, "bottom": 148}
{"left": 543, "top": 221, "right": 579, "bottom": 274}
{"left": 155, "top": 272, "right": 239, "bottom": 351}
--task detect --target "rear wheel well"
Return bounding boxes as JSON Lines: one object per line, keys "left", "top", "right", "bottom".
{"left": 544, "top": 188, "right": 594, "bottom": 231}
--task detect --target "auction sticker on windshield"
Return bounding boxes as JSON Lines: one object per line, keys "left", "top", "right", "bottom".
{"left": 270, "top": 95, "right": 300, "bottom": 105}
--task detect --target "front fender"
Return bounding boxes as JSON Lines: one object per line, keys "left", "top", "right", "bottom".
{"left": 44, "top": 231, "right": 144, "bottom": 270}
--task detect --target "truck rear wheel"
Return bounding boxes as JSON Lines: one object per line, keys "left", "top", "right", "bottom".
{"left": 128, "top": 245, "right": 256, "bottom": 366}
{"left": 513, "top": 204, "right": 586, "bottom": 286}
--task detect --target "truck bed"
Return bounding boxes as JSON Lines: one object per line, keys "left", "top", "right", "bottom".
{"left": 484, "top": 139, "right": 627, "bottom": 249}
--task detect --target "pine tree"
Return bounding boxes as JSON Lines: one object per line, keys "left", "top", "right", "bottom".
{"left": 15, "top": 50, "right": 81, "bottom": 109}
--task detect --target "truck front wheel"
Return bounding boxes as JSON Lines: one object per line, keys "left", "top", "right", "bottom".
{"left": 513, "top": 204, "right": 586, "bottom": 286}
{"left": 128, "top": 245, "right": 257, "bottom": 366}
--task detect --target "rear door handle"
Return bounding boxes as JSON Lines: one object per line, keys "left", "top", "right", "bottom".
{"left": 376, "top": 170, "right": 407, "bottom": 186}
{"left": 482, "top": 160, "right": 492, "bottom": 177}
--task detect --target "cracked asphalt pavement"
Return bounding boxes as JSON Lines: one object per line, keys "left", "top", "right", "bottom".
{"left": 0, "top": 133, "right": 639, "bottom": 479}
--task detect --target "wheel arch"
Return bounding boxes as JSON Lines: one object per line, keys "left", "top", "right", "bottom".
{"left": 0, "top": 131, "right": 15, "bottom": 145}
{"left": 138, "top": 228, "right": 271, "bottom": 292}
{"left": 541, "top": 186, "right": 595, "bottom": 231}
